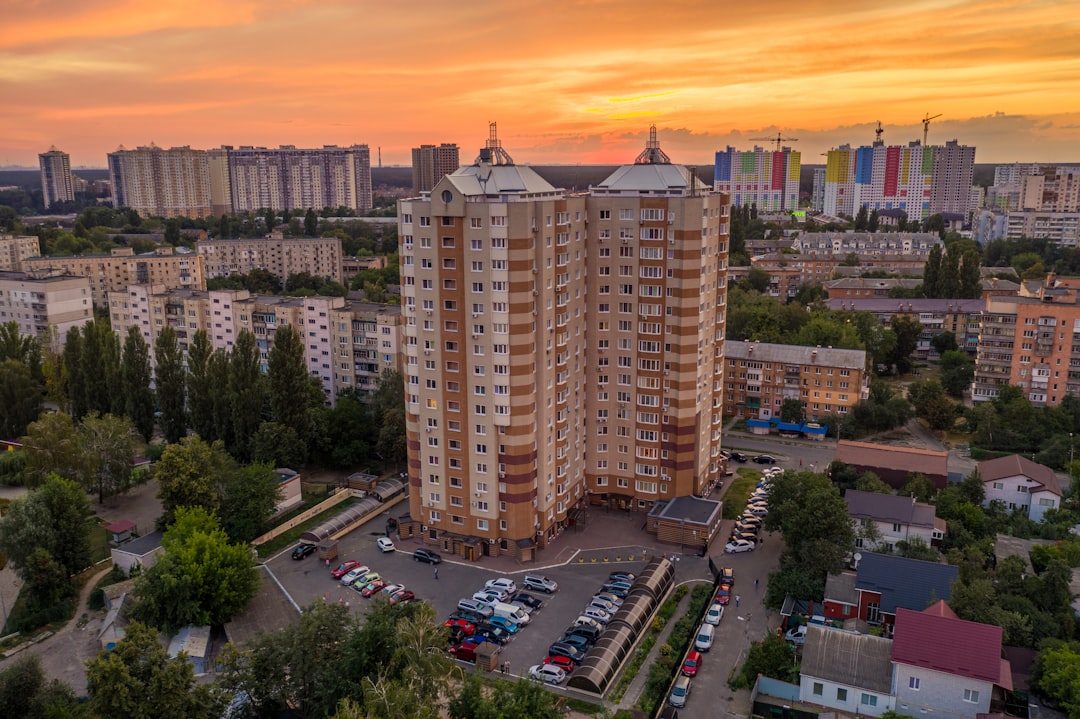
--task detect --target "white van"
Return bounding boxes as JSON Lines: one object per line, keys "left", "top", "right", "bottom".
{"left": 492, "top": 601, "right": 530, "bottom": 625}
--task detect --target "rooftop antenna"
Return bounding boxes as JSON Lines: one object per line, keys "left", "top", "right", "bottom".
{"left": 378, "top": 146, "right": 382, "bottom": 168}
{"left": 921, "top": 113, "right": 943, "bottom": 145}
{"left": 750, "top": 131, "right": 799, "bottom": 151}
{"left": 475, "top": 121, "right": 514, "bottom": 165}
{"left": 634, "top": 125, "right": 671, "bottom": 165}
{"left": 873, "top": 121, "right": 884, "bottom": 147}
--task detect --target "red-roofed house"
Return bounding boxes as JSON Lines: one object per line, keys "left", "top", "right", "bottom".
{"left": 835, "top": 440, "right": 949, "bottom": 490}
{"left": 979, "top": 455, "right": 1062, "bottom": 522}
{"left": 891, "top": 605, "right": 1012, "bottom": 718}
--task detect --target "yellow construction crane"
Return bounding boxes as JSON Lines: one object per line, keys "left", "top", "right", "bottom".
{"left": 921, "top": 113, "right": 942, "bottom": 145}
{"left": 750, "top": 132, "right": 798, "bottom": 151}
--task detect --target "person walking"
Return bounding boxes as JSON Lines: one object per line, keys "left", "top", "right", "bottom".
{"left": 434, "top": 567, "right": 439, "bottom": 580}
{"left": 754, "top": 578, "right": 759, "bottom": 590}
{"left": 735, "top": 594, "right": 740, "bottom": 607}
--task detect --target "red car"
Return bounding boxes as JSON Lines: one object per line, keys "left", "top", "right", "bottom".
{"left": 544, "top": 654, "right": 576, "bottom": 671}
{"left": 360, "top": 579, "right": 388, "bottom": 597}
{"left": 682, "top": 650, "right": 703, "bottom": 677}
{"left": 331, "top": 560, "right": 361, "bottom": 579}
{"left": 715, "top": 584, "right": 732, "bottom": 606}
{"left": 444, "top": 619, "right": 476, "bottom": 634}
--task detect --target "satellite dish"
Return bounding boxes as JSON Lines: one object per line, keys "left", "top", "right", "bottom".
{"left": 852, "top": 552, "right": 863, "bottom": 567}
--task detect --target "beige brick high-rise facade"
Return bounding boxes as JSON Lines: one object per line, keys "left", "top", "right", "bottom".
{"left": 107, "top": 145, "right": 214, "bottom": 219}
{"left": 0, "top": 270, "right": 93, "bottom": 348}
{"left": 412, "top": 144, "right": 461, "bottom": 194}
{"left": 0, "top": 234, "right": 41, "bottom": 271}
{"left": 39, "top": 148, "right": 74, "bottom": 209}
{"left": 195, "top": 232, "right": 344, "bottom": 284}
{"left": 399, "top": 128, "right": 729, "bottom": 559}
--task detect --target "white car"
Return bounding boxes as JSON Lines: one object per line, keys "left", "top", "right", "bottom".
{"left": 339, "top": 565, "right": 371, "bottom": 586}
{"left": 573, "top": 615, "right": 604, "bottom": 632}
{"left": 594, "top": 592, "right": 624, "bottom": 607}
{"left": 704, "top": 602, "right": 725, "bottom": 625}
{"left": 472, "top": 590, "right": 502, "bottom": 606}
{"left": 529, "top": 664, "right": 566, "bottom": 684}
{"left": 582, "top": 606, "right": 612, "bottom": 624}
{"left": 376, "top": 537, "right": 395, "bottom": 552}
{"left": 484, "top": 578, "right": 518, "bottom": 594}
{"left": 381, "top": 583, "right": 405, "bottom": 596}
{"left": 746, "top": 505, "right": 768, "bottom": 517}
{"left": 724, "top": 539, "right": 755, "bottom": 554}
{"left": 587, "top": 597, "right": 617, "bottom": 613}
{"left": 785, "top": 624, "right": 808, "bottom": 645}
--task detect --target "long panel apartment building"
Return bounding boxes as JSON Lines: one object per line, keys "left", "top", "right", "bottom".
{"left": 21, "top": 247, "right": 206, "bottom": 307}
{"left": 108, "top": 145, "right": 214, "bottom": 219}
{"left": 399, "top": 128, "right": 729, "bottom": 559}
{"left": 195, "top": 231, "right": 344, "bottom": 284}
{"left": 0, "top": 270, "right": 93, "bottom": 348}
{"left": 108, "top": 285, "right": 401, "bottom": 403}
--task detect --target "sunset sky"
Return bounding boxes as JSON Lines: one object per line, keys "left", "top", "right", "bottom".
{"left": 2, "top": 0, "right": 1079, "bottom": 168}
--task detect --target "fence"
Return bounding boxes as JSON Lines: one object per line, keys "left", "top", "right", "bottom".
{"left": 250, "top": 488, "right": 350, "bottom": 547}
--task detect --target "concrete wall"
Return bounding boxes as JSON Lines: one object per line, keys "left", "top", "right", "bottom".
{"left": 893, "top": 663, "right": 992, "bottom": 719}
{"left": 800, "top": 674, "right": 893, "bottom": 717}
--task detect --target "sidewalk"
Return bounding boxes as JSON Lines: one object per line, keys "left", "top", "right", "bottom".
{"left": 616, "top": 586, "right": 695, "bottom": 711}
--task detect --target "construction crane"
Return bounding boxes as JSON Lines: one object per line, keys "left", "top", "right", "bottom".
{"left": 921, "top": 113, "right": 942, "bottom": 145}
{"left": 750, "top": 132, "right": 798, "bottom": 151}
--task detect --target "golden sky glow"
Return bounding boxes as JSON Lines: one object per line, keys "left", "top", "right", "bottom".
{"left": 3, "top": 0, "right": 1080, "bottom": 167}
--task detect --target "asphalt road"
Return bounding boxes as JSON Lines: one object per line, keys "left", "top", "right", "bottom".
{"left": 722, "top": 434, "right": 838, "bottom": 474}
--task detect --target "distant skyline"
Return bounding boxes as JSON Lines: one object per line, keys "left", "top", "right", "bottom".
{"left": 2, "top": 0, "right": 1079, "bottom": 168}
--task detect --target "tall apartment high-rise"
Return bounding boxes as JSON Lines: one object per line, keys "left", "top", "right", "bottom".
{"left": 39, "top": 147, "right": 74, "bottom": 209}
{"left": 399, "top": 126, "right": 729, "bottom": 559}
{"left": 108, "top": 145, "right": 214, "bottom": 219}
{"left": 223, "top": 145, "right": 372, "bottom": 214}
{"left": 411, "top": 144, "right": 461, "bottom": 194}
{"left": 713, "top": 145, "right": 800, "bottom": 212}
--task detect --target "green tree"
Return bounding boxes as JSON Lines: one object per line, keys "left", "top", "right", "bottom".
{"left": 267, "top": 323, "right": 311, "bottom": 446}
{"left": 744, "top": 266, "right": 771, "bottom": 293}
{"left": 164, "top": 218, "right": 181, "bottom": 244}
{"left": 896, "top": 536, "right": 938, "bottom": 561}
{"left": 0, "top": 653, "right": 81, "bottom": 719}
{"left": 154, "top": 436, "right": 230, "bottom": 527}
{"left": 21, "top": 411, "right": 83, "bottom": 488}
{"left": 0, "top": 358, "right": 42, "bottom": 439}
{"left": 939, "top": 243, "right": 962, "bottom": 298}
{"left": 887, "top": 315, "right": 923, "bottom": 374}
{"left": 62, "top": 325, "right": 86, "bottom": 419}
{"left": 218, "top": 462, "right": 281, "bottom": 543}
{"left": 154, "top": 326, "right": 187, "bottom": 444}
{"left": 185, "top": 330, "right": 215, "bottom": 441}
{"left": 854, "top": 205, "right": 869, "bottom": 232}
{"left": 0, "top": 474, "right": 91, "bottom": 578}
{"left": 134, "top": 506, "right": 259, "bottom": 631}
{"left": 923, "top": 244, "right": 942, "bottom": 297}
{"left": 80, "top": 320, "right": 122, "bottom": 416}
{"left": 80, "top": 413, "right": 137, "bottom": 502}
{"left": 899, "top": 473, "right": 938, "bottom": 503}
{"left": 780, "top": 398, "right": 805, "bottom": 424}
{"left": 854, "top": 472, "right": 893, "bottom": 494}
{"left": 959, "top": 248, "right": 982, "bottom": 299}
{"left": 908, "top": 379, "right": 957, "bottom": 431}
{"left": 930, "top": 331, "right": 958, "bottom": 355}
{"left": 208, "top": 348, "right": 234, "bottom": 449}
{"left": 940, "top": 350, "right": 975, "bottom": 397}
{"left": 868, "top": 208, "right": 880, "bottom": 233}
{"left": 230, "top": 329, "right": 264, "bottom": 460}
{"left": 121, "top": 326, "right": 155, "bottom": 441}
{"left": 0, "top": 320, "right": 42, "bottom": 378}
{"left": 1033, "top": 640, "right": 1080, "bottom": 716}
{"left": 733, "top": 634, "right": 799, "bottom": 688}
{"left": 305, "top": 208, "right": 319, "bottom": 237}
{"left": 251, "top": 421, "right": 308, "bottom": 469}
{"left": 86, "top": 620, "right": 226, "bottom": 719}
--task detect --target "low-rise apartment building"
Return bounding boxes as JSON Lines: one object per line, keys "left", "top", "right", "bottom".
{"left": 196, "top": 232, "right": 344, "bottom": 284}
{"left": 0, "top": 269, "right": 93, "bottom": 348}
{"left": 724, "top": 341, "right": 869, "bottom": 422}
{"left": 0, "top": 234, "right": 41, "bottom": 271}
{"left": 753, "top": 253, "right": 929, "bottom": 299}
{"left": 827, "top": 297, "right": 984, "bottom": 357}
{"left": 22, "top": 247, "right": 205, "bottom": 307}
{"left": 108, "top": 285, "right": 401, "bottom": 404}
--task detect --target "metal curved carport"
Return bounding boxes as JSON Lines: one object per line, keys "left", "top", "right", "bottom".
{"left": 300, "top": 495, "right": 383, "bottom": 544}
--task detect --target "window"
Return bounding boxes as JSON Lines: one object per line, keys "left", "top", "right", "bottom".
{"left": 963, "top": 689, "right": 979, "bottom": 704}
{"left": 836, "top": 688, "right": 847, "bottom": 702}
{"left": 860, "top": 694, "right": 877, "bottom": 708}
{"left": 909, "top": 676, "right": 920, "bottom": 690}
{"left": 812, "top": 682, "right": 823, "bottom": 697}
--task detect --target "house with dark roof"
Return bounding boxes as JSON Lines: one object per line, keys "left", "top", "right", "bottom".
{"left": 846, "top": 489, "right": 946, "bottom": 552}
{"left": 835, "top": 440, "right": 949, "bottom": 490}
{"left": 979, "top": 455, "right": 1062, "bottom": 522}
{"left": 822, "top": 553, "right": 957, "bottom": 633}
{"left": 892, "top": 603, "right": 1012, "bottom": 718}
{"left": 799, "top": 624, "right": 895, "bottom": 715}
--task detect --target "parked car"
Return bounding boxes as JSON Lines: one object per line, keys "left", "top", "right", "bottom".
{"left": 478, "top": 586, "right": 510, "bottom": 601}
{"left": 485, "top": 578, "right": 517, "bottom": 594}
{"left": 444, "top": 619, "right": 476, "bottom": 634}
{"left": 558, "top": 633, "right": 592, "bottom": 652}
{"left": 510, "top": 593, "right": 544, "bottom": 611}
{"left": 581, "top": 606, "right": 612, "bottom": 625}
{"left": 715, "top": 584, "right": 732, "bottom": 605}
{"left": 608, "top": 571, "right": 637, "bottom": 583}
{"left": 291, "top": 543, "right": 317, "bottom": 560}
{"left": 724, "top": 538, "right": 756, "bottom": 554}
{"left": 380, "top": 583, "right": 405, "bottom": 596}
{"left": 522, "top": 574, "right": 559, "bottom": 593}
{"left": 413, "top": 548, "right": 442, "bottom": 564}
{"left": 736, "top": 515, "right": 762, "bottom": 528}
{"left": 473, "top": 625, "right": 509, "bottom": 645}
{"left": 586, "top": 597, "right": 617, "bottom": 613}
{"left": 543, "top": 654, "right": 576, "bottom": 671}
{"left": 721, "top": 567, "right": 735, "bottom": 585}
{"left": 695, "top": 623, "right": 715, "bottom": 652}
{"left": 605, "top": 579, "right": 633, "bottom": 592}
{"left": 340, "top": 566, "right": 372, "bottom": 586}
{"left": 731, "top": 452, "right": 748, "bottom": 463}
{"left": 785, "top": 624, "right": 809, "bottom": 645}
{"left": 548, "top": 642, "right": 586, "bottom": 664}
{"left": 600, "top": 584, "right": 629, "bottom": 599}
{"left": 745, "top": 506, "right": 768, "bottom": 517}
{"left": 704, "top": 603, "right": 725, "bottom": 625}
{"left": 472, "top": 590, "right": 503, "bottom": 606}
{"left": 682, "top": 650, "right": 703, "bottom": 677}
{"left": 719, "top": 449, "right": 732, "bottom": 459}
{"left": 572, "top": 615, "right": 604, "bottom": 633}
{"left": 734, "top": 521, "right": 760, "bottom": 535}
{"left": 360, "top": 579, "right": 388, "bottom": 597}
{"left": 487, "top": 615, "right": 519, "bottom": 634}
{"left": 376, "top": 537, "right": 395, "bottom": 552}
{"left": 729, "top": 530, "right": 757, "bottom": 545}
{"left": 594, "top": 591, "right": 624, "bottom": 607}
{"left": 564, "top": 624, "right": 602, "bottom": 643}
{"left": 389, "top": 589, "right": 415, "bottom": 606}
{"left": 529, "top": 664, "right": 567, "bottom": 684}
{"left": 752, "top": 454, "right": 777, "bottom": 464}
{"left": 669, "top": 675, "right": 692, "bottom": 707}
{"left": 331, "top": 560, "right": 362, "bottom": 579}
{"left": 456, "top": 599, "right": 494, "bottom": 617}
{"left": 449, "top": 642, "right": 481, "bottom": 662}
{"left": 448, "top": 611, "right": 484, "bottom": 625}
{"left": 355, "top": 572, "right": 381, "bottom": 587}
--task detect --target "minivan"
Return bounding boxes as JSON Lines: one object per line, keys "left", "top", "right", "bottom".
{"left": 491, "top": 601, "right": 530, "bottom": 625}
{"left": 456, "top": 598, "right": 494, "bottom": 617}
{"left": 523, "top": 574, "right": 559, "bottom": 593}
{"left": 695, "top": 623, "right": 715, "bottom": 652}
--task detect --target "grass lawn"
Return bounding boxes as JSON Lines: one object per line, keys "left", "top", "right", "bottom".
{"left": 255, "top": 498, "right": 356, "bottom": 559}
{"left": 86, "top": 515, "right": 111, "bottom": 563}
{"left": 722, "top": 468, "right": 763, "bottom": 520}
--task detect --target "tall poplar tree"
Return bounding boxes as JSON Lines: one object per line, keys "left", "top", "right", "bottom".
{"left": 959, "top": 249, "right": 983, "bottom": 299}
{"left": 267, "top": 324, "right": 310, "bottom": 442}
{"left": 62, "top": 326, "right": 85, "bottom": 419}
{"left": 122, "top": 326, "right": 155, "bottom": 441}
{"left": 81, "top": 321, "right": 121, "bottom": 416}
{"left": 923, "top": 244, "right": 943, "bottom": 297}
{"left": 186, "top": 329, "right": 215, "bottom": 441}
{"left": 940, "top": 243, "right": 962, "bottom": 299}
{"left": 154, "top": 326, "right": 187, "bottom": 444}
{"left": 208, "top": 348, "right": 233, "bottom": 448}
{"left": 230, "top": 329, "right": 264, "bottom": 460}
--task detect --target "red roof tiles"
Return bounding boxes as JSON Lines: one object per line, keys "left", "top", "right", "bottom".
{"left": 891, "top": 607, "right": 1010, "bottom": 688}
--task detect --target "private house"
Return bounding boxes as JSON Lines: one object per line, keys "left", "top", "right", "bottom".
{"left": 822, "top": 553, "right": 958, "bottom": 633}
{"left": 979, "top": 455, "right": 1062, "bottom": 522}
{"left": 168, "top": 625, "right": 212, "bottom": 674}
{"left": 892, "top": 602, "right": 1012, "bottom": 718}
{"left": 834, "top": 441, "right": 949, "bottom": 490}
{"left": 799, "top": 625, "right": 895, "bottom": 716}
{"left": 110, "top": 531, "right": 164, "bottom": 576}
{"left": 275, "top": 468, "right": 303, "bottom": 514}
{"left": 846, "top": 489, "right": 946, "bottom": 552}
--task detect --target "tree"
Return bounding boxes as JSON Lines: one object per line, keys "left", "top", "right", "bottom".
{"left": 854, "top": 205, "right": 869, "bottom": 231}
{"left": 185, "top": 330, "right": 215, "bottom": 441}
{"left": 154, "top": 436, "right": 230, "bottom": 527}
{"left": 940, "top": 350, "right": 975, "bottom": 397}
{"left": 887, "top": 315, "right": 923, "bottom": 374}
{"left": 899, "top": 473, "right": 938, "bottom": 503}
{"left": 251, "top": 421, "right": 308, "bottom": 469}
{"left": 133, "top": 506, "right": 259, "bottom": 631}
{"left": 868, "top": 208, "right": 880, "bottom": 233}
{"left": 930, "top": 331, "right": 958, "bottom": 356}
{"left": 121, "top": 326, "right": 155, "bottom": 441}
{"left": 0, "top": 475, "right": 91, "bottom": 579}
{"left": 923, "top": 244, "right": 942, "bottom": 297}
{"left": 154, "top": 326, "right": 187, "bottom": 444}
{"left": 908, "top": 379, "right": 957, "bottom": 431}
{"left": 743, "top": 266, "right": 771, "bottom": 293}
{"left": 86, "top": 620, "right": 226, "bottom": 719}
{"left": 21, "top": 411, "right": 83, "bottom": 488}
{"left": 0, "top": 358, "right": 42, "bottom": 439}
{"left": 305, "top": 208, "right": 319, "bottom": 237}
{"left": 939, "top": 243, "right": 961, "bottom": 298}
{"left": 896, "top": 536, "right": 938, "bottom": 561}
{"left": 267, "top": 323, "right": 312, "bottom": 448}
{"left": 1033, "top": 640, "right": 1080, "bottom": 716}
{"left": 218, "top": 462, "right": 281, "bottom": 543}
{"left": 0, "top": 321, "right": 42, "bottom": 377}
{"left": 208, "top": 348, "right": 234, "bottom": 448}
{"left": 0, "top": 653, "right": 81, "bottom": 719}
{"left": 62, "top": 326, "right": 86, "bottom": 419}
{"left": 733, "top": 634, "right": 799, "bottom": 688}
{"left": 230, "top": 329, "right": 264, "bottom": 460}
{"left": 959, "top": 248, "right": 982, "bottom": 299}
{"left": 780, "top": 398, "right": 805, "bottom": 424}
{"left": 854, "top": 472, "right": 893, "bottom": 494}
